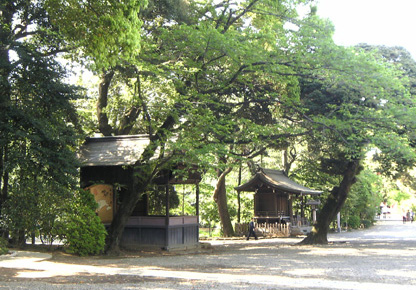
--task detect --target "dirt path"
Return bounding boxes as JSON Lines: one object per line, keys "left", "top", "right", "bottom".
{"left": 1, "top": 220, "right": 416, "bottom": 289}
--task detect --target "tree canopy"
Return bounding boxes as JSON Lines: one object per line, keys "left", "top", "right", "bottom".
{"left": 2, "top": 0, "right": 416, "bottom": 252}
{"left": 1, "top": 0, "right": 82, "bottom": 245}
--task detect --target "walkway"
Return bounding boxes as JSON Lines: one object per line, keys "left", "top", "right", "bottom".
{"left": 1, "top": 220, "right": 416, "bottom": 289}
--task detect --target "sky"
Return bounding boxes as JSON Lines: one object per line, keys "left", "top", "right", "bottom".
{"left": 315, "top": 0, "right": 416, "bottom": 60}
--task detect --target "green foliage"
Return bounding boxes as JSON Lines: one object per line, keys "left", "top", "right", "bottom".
{"left": 60, "top": 190, "right": 106, "bottom": 256}
{"left": 197, "top": 171, "right": 255, "bottom": 230}
{"left": 1, "top": 183, "right": 40, "bottom": 243}
{"left": 361, "top": 220, "right": 372, "bottom": 229}
{"left": 4, "top": 0, "right": 416, "bottom": 246}
{"left": 347, "top": 216, "right": 361, "bottom": 230}
{"left": 0, "top": 238, "right": 9, "bottom": 255}
{"left": 299, "top": 41, "right": 415, "bottom": 166}
{"left": 45, "top": 0, "right": 147, "bottom": 69}
{"left": 1, "top": 0, "right": 85, "bottom": 248}
{"left": 169, "top": 184, "right": 199, "bottom": 217}
{"left": 1, "top": 186, "right": 107, "bottom": 256}
{"left": 392, "top": 190, "right": 412, "bottom": 205}
{"left": 198, "top": 183, "right": 220, "bottom": 228}
{"left": 79, "top": 0, "right": 325, "bottom": 239}
{"left": 147, "top": 185, "right": 179, "bottom": 215}
{"left": 1, "top": 172, "right": 75, "bottom": 246}
{"left": 295, "top": 33, "right": 416, "bottom": 243}
{"left": 341, "top": 170, "right": 383, "bottom": 229}
{"left": 358, "top": 45, "right": 416, "bottom": 96}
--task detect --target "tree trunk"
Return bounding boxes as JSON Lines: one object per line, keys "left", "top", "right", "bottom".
{"left": 0, "top": 2, "right": 13, "bottom": 106}
{"left": 0, "top": 4, "right": 13, "bottom": 241}
{"left": 116, "top": 75, "right": 143, "bottom": 135}
{"left": 283, "top": 146, "right": 296, "bottom": 175}
{"left": 105, "top": 114, "right": 177, "bottom": 254}
{"left": 97, "top": 70, "right": 146, "bottom": 136}
{"left": 300, "top": 159, "right": 361, "bottom": 245}
{"left": 97, "top": 70, "right": 115, "bottom": 136}
{"left": 0, "top": 147, "right": 9, "bottom": 240}
{"left": 213, "top": 167, "right": 234, "bottom": 237}
{"left": 116, "top": 106, "right": 141, "bottom": 135}
{"left": 105, "top": 168, "right": 152, "bottom": 254}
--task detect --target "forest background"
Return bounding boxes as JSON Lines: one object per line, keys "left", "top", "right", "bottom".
{"left": 2, "top": 0, "right": 416, "bottom": 255}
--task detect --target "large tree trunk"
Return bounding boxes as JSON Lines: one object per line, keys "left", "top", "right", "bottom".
{"left": 0, "top": 4, "right": 13, "bottom": 240}
{"left": 300, "top": 159, "right": 361, "bottom": 245}
{"left": 97, "top": 71, "right": 147, "bottom": 136}
{"left": 0, "top": 147, "right": 9, "bottom": 239}
{"left": 0, "top": 2, "right": 13, "bottom": 106}
{"left": 105, "top": 114, "right": 177, "bottom": 254}
{"left": 105, "top": 165, "right": 153, "bottom": 254}
{"left": 97, "top": 70, "right": 115, "bottom": 136}
{"left": 213, "top": 167, "right": 234, "bottom": 237}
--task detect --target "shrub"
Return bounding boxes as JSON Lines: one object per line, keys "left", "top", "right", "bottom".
{"left": 60, "top": 189, "right": 107, "bottom": 256}
{"left": 0, "top": 237, "right": 9, "bottom": 255}
{"left": 1, "top": 180, "right": 72, "bottom": 247}
{"left": 63, "top": 210, "right": 106, "bottom": 256}
{"left": 361, "top": 219, "right": 373, "bottom": 229}
{"left": 347, "top": 216, "right": 361, "bottom": 229}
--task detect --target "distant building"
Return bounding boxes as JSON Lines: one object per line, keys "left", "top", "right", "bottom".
{"left": 235, "top": 168, "right": 322, "bottom": 234}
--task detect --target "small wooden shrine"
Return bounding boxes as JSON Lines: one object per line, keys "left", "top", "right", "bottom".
{"left": 235, "top": 168, "right": 322, "bottom": 226}
{"left": 78, "top": 135, "right": 201, "bottom": 250}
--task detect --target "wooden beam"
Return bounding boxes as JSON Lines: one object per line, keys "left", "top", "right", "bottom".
{"left": 165, "top": 183, "right": 170, "bottom": 249}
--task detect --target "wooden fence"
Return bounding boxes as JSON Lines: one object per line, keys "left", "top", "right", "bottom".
{"left": 235, "top": 222, "right": 290, "bottom": 238}
{"left": 291, "top": 217, "right": 310, "bottom": 227}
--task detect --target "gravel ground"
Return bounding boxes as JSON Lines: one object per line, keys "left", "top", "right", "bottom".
{"left": 1, "top": 220, "right": 416, "bottom": 290}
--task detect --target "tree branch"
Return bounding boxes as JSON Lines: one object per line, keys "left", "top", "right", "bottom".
{"left": 97, "top": 70, "right": 115, "bottom": 136}
{"left": 221, "top": 0, "right": 260, "bottom": 34}
{"left": 213, "top": 167, "right": 233, "bottom": 202}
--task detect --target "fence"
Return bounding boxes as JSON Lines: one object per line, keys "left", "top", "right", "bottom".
{"left": 235, "top": 222, "right": 290, "bottom": 238}
{"left": 291, "top": 216, "right": 310, "bottom": 227}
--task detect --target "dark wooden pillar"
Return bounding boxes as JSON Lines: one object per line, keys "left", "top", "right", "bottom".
{"left": 278, "top": 194, "right": 282, "bottom": 216}
{"left": 165, "top": 183, "right": 170, "bottom": 249}
{"left": 237, "top": 165, "right": 242, "bottom": 223}
{"left": 196, "top": 183, "right": 200, "bottom": 221}
{"left": 273, "top": 191, "right": 277, "bottom": 216}
{"left": 196, "top": 183, "right": 200, "bottom": 243}
{"left": 237, "top": 190, "right": 241, "bottom": 223}
{"left": 300, "top": 195, "right": 305, "bottom": 218}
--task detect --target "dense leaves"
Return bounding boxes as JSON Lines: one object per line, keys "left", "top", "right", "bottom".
{"left": 45, "top": 0, "right": 146, "bottom": 69}
{"left": 60, "top": 190, "right": 106, "bottom": 256}
{"left": 0, "top": 0, "right": 81, "bottom": 245}
{"left": 297, "top": 41, "right": 416, "bottom": 243}
{"left": 2, "top": 0, "right": 416, "bottom": 251}
{"left": 79, "top": 0, "right": 416, "bottom": 246}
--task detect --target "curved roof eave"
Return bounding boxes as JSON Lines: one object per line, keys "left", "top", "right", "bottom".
{"left": 235, "top": 169, "right": 322, "bottom": 196}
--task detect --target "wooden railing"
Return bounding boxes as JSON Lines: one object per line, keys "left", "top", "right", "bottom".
{"left": 235, "top": 222, "right": 290, "bottom": 237}
{"left": 291, "top": 216, "right": 310, "bottom": 227}
{"left": 256, "top": 222, "right": 290, "bottom": 237}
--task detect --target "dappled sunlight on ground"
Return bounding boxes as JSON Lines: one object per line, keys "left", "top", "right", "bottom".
{"left": 377, "top": 269, "right": 416, "bottom": 280}
{"left": 238, "top": 245, "right": 279, "bottom": 251}
{"left": 284, "top": 268, "right": 328, "bottom": 277}
{"left": 1, "top": 221, "right": 416, "bottom": 289}
{"left": 363, "top": 247, "right": 416, "bottom": 257}
{"left": 298, "top": 247, "right": 366, "bottom": 257}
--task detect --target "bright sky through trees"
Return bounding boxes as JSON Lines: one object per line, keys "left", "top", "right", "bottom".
{"left": 317, "top": 0, "right": 416, "bottom": 60}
